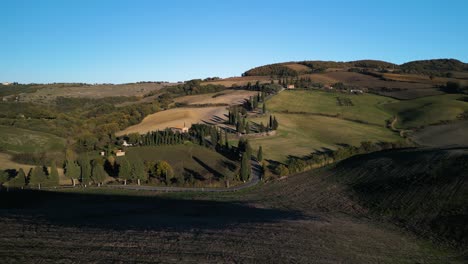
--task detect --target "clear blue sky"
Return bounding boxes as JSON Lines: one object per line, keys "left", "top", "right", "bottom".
{"left": 1, "top": 0, "right": 467, "bottom": 83}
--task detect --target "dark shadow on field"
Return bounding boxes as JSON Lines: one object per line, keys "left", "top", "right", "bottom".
{"left": 183, "top": 168, "right": 205, "bottom": 181}
{"left": 192, "top": 156, "right": 223, "bottom": 179}
{"left": 0, "top": 190, "right": 306, "bottom": 232}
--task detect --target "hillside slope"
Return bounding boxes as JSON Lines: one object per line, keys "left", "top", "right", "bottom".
{"left": 330, "top": 147, "right": 468, "bottom": 249}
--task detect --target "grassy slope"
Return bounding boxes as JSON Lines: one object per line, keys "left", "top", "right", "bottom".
{"left": 247, "top": 90, "right": 400, "bottom": 162}
{"left": 267, "top": 90, "right": 396, "bottom": 125}
{"left": 122, "top": 144, "right": 238, "bottom": 183}
{"left": 383, "top": 94, "right": 468, "bottom": 129}
{"left": 249, "top": 114, "right": 400, "bottom": 162}
{"left": 0, "top": 125, "right": 65, "bottom": 153}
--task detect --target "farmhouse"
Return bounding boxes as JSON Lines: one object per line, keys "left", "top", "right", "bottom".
{"left": 122, "top": 140, "right": 133, "bottom": 147}
{"left": 350, "top": 89, "right": 364, "bottom": 94}
{"left": 116, "top": 150, "right": 126, "bottom": 157}
{"left": 286, "top": 84, "right": 295, "bottom": 89}
{"left": 1, "top": 82, "right": 11, "bottom": 86}
{"left": 171, "top": 126, "right": 189, "bottom": 133}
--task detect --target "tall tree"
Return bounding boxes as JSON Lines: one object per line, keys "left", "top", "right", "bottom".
{"left": 131, "top": 158, "right": 147, "bottom": 185}
{"left": 29, "top": 166, "right": 47, "bottom": 189}
{"left": 79, "top": 157, "right": 92, "bottom": 186}
{"left": 262, "top": 102, "right": 266, "bottom": 114}
{"left": 91, "top": 159, "right": 107, "bottom": 186}
{"left": 48, "top": 161, "right": 60, "bottom": 186}
{"left": 117, "top": 157, "right": 132, "bottom": 185}
{"left": 224, "top": 130, "right": 229, "bottom": 149}
{"left": 240, "top": 154, "right": 251, "bottom": 182}
{"left": 64, "top": 160, "right": 80, "bottom": 187}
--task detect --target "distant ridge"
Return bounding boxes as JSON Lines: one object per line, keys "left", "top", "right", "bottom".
{"left": 243, "top": 59, "right": 468, "bottom": 77}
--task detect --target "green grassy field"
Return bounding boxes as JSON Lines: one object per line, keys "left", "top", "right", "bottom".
{"left": 267, "top": 90, "right": 396, "bottom": 125}
{"left": 0, "top": 125, "right": 65, "bottom": 153}
{"left": 122, "top": 144, "right": 238, "bottom": 184}
{"left": 249, "top": 113, "right": 400, "bottom": 162}
{"left": 383, "top": 94, "right": 468, "bottom": 129}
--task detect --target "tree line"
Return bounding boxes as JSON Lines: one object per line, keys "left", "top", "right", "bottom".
{"left": 273, "top": 141, "right": 413, "bottom": 177}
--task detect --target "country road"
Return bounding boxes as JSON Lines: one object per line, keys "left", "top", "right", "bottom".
{"left": 107, "top": 159, "right": 262, "bottom": 193}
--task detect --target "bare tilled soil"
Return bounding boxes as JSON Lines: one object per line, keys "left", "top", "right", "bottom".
{"left": 411, "top": 120, "right": 468, "bottom": 147}
{"left": 0, "top": 148, "right": 465, "bottom": 263}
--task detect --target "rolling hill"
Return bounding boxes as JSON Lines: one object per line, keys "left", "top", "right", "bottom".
{"left": 243, "top": 59, "right": 468, "bottom": 77}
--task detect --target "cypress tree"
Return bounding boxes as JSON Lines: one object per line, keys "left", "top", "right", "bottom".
{"left": 7, "top": 169, "right": 26, "bottom": 188}
{"left": 117, "top": 157, "right": 132, "bottom": 185}
{"left": 245, "top": 139, "right": 252, "bottom": 158}
{"left": 240, "top": 119, "right": 245, "bottom": 133}
{"left": 29, "top": 166, "right": 47, "bottom": 189}
{"left": 65, "top": 160, "right": 80, "bottom": 186}
{"left": 272, "top": 116, "right": 279, "bottom": 130}
{"left": 224, "top": 130, "right": 229, "bottom": 149}
{"left": 240, "top": 154, "right": 251, "bottom": 182}
{"left": 79, "top": 157, "right": 92, "bottom": 186}
{"left": 262, "top": 102, "right": 266, "bottom": 114}
{"left": 257, "top": 146, "right": 263, "bottom": 162}
{"left": 91, "top": 159, "right": 107, "bottom": 186}
{"left": 131, "top": 158, "right": 147, "bottom": 185}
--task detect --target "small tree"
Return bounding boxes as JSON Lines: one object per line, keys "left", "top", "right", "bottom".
{"left": 257, "top": 146, "right": 263, "bottom": 162}
{"left": 0, "top": 170, "right": 9, "bottom": 185}
{"left": 65, "top": 160, "right": 80, "bottom": 187}
{"left": 276, "top": 164, "right": 289, "bottom": 176}
{"left": 117, "top": 157, "right": 132, "bottom": 185}
{"left": 6, "top": 169, "right": 26, "bottom": 189}
{"left": 156, "top": 161, "right": 174, "bottom": 184}
{"left": 262, "top": 102, "right": 266, "bottom": 114}
{"left": 272, "top": 116, "right": 279, "bottom": 130}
